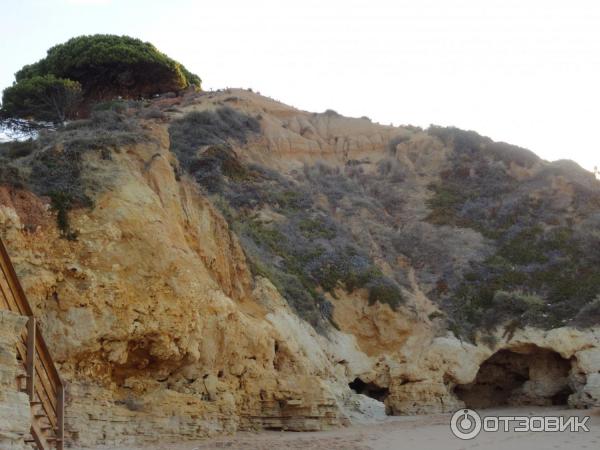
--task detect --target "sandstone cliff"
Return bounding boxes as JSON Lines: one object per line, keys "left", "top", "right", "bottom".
{"left": 0, "top": 89, "right": 598, "bottom": 447}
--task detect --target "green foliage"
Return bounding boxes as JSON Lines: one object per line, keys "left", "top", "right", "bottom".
{"left": 29, "top": 144, "right": 90, "bottom": 205}
{"left": 50, "top": 192, "right": 78, "bottom": 240}
{"left": 0, "top": 106, "right": 147, "bottom": 238}
{"left": 12, "top": 34, "right": 201, "bottom": 102}
{"left": 237, "top": 219, "right": 332, "bottom": 330}
{"left": 270, "top": 189, "right": 306, "bottom": 211}
{"left": 0, "top": 139, "right": 37, "bottom": 159}
{"left": 231, "top": 191, "right": 404, "bottom": 326}
{"left": 180, "top": 66, "right": 202, "bottom": 87}
{"left": 446, "top": 224, "right": 600, "bottom": 338}
{"left": 0, "top": 156, "right": 26, "bottom": 189}
{"left": 298, "top": 217, "right": 337, "bottom": 239}
{"left": 450, "top": 289, "right": 545, "bottom": 338}
{"left": 244, "top": 220, "right": 286, "bottom": 252}
{"left": 486, "top": 141, "right": 539, "bottom": 168}
{"left": 91, "top": 99, "right": 131, "bottom": 113}
{"left": 492, "top": 290, "right": 544, "bottom": 317}
{"left": 170, "top": 108, "right": 260, "bottom": 158}
{"left": 367, "top": 279, "right": 403, "bottom": 307}
{"left": 479, "top": 333, "right": 498, "bottom": 349}
{"left": 574, "top": 295, "right": 600, "bottom": 327}
{"left": 429, "top": 126, "right": 538, "bottom": 169}
{"left": 425, "top": 183, "right": 470, "bottom": 226}
{"left": 168, "top": 116, "right": 406, "bottom": 328}
{"left": 1, "top": 75, "right": 82, "bottom": 124}
{"left": 497, "top": 226, "right": 547, "bottom": 265}
{"left": 235, "top": 214, "right": 403, "bottom": 329}
{"left": 427, "top": 125, "right": 485, "bottom": 152}
{"left": 425, "top": 125, "right": 600, "bottom": 336}
{"left": 168, "top": 108, "right": 260, "bottom": 192}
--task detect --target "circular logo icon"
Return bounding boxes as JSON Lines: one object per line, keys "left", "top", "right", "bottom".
{"left": 450, "top": 408, "right": 482, "bottom": 440}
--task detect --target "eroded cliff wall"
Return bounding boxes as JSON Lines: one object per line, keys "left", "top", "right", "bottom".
{"left": 0, "top": 89, "right": 598, "bottom": 447}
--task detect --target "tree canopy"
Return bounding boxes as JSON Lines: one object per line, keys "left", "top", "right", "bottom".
{"left": 15, "top": 35, "right": 201, "bottom": 98}
{"left": 1, "top": 35, "right": 201, "bottom": 125}
{"left": 1, "top": 75, "right": 82, "bottom": 124}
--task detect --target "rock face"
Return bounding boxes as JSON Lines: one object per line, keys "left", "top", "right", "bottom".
{"left": 456, "top": 348, "right": 571, "bottom": 409}
{"left": 0, "top": 310, "right": 30, "bottom": 450}
{"left": 0, "top": 89, "right": 599, "bottom": 447}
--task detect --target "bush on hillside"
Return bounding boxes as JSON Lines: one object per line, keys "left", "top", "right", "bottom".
{"left": 0, "top": 104, "right": 148, "bottom": 238}
{"left": 574, "top": 295, "right": 600, "bottom": 327}
{"left": 168, "top": 108, "right": 260, "bottom": 172}
{"left": 1, "top": 35, "right": 201, "bottom": 128}
{"left": 14, "top": 35, "right": 201, "bottom": 100}
{"left": 1, "top": 75, "right": 82, "bottom": 124}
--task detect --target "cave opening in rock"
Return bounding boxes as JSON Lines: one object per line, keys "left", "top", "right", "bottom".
{"left": 349, "top": 378, "right": 390, "bottom": 402}
{"left": 454, "top": 346, "right": 574, "bottom": 409}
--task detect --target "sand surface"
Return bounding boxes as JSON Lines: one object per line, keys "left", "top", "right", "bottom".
{"left": 80, "top": 407, "right": 600, "bottom": 450}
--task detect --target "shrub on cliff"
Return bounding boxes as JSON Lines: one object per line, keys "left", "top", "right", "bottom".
{"left": 1, "top": 35, "right": 201, "bottom": 126}
{"left": 0, "top": 104, "right": 148, "bottom": 238}
{"left": 0, "top": 139, "right": 37, "bottom": 159}
{"left": 487, "top": 290, "right": 545, "bottom": 324}
{"left": 574, "top": 295, "right": 600, "bottom": 327}
{"left": 168, "top": 108, "right": 260, "bottom": 178}
{"left": 1, "top": 75, "right": 82, "bottom": 125}
{"left": 14, "top": 35, "right": 201, "bottom": 100}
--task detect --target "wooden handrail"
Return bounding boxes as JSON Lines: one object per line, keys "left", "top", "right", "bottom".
{"left": 0, "top": 237, "right": 65, "bottom": 450}
{"left": 26, "top": 317, "right": 36, "bottom": 399}
{"left": 0, "top": 238, "right": 32, "bottom": 315}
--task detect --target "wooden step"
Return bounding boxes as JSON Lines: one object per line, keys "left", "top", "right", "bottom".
{"left": 30, "top": 422, "right": 49, "bottom": 450}
{"left": 24, "top": 437, "right": 42, "bottom": 446}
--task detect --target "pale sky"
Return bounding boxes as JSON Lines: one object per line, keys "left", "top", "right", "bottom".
{"left": 1, "top": 0, "right": 599, "bottom": 172}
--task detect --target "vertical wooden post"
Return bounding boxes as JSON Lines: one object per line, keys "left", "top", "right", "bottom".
{"left": 57, "top": 384, "right": 65, "bottom": 450}
{"left": 26, "top": 316, "right": 36, "bottom": 400}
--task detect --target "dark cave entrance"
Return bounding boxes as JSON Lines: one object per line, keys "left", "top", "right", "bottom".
{"left": 454, "top": 346, "right": 574, "bottom": 409}
{"left": 349, "top": 378, "right": 390, "bottom": 402}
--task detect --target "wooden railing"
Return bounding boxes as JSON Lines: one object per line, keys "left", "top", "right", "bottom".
{"left": 0, "top": 237, "right": 65, "bottom": 450}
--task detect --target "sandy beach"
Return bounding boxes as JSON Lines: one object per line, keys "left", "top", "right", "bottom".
{"left": 79, "top": 407, "right": 600, "bottom": 450}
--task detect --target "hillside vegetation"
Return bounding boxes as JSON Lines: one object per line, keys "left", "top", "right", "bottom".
{"left": 1, "top": 89, "right": 599, "bottom": 341}
{"left": 164, "top": 96, "right": 600, "bottom": 338}
{"left": 1, "top": 89, "right": 600, "bottom": 446}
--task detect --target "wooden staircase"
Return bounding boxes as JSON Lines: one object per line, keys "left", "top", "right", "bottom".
{"left": 0, "top": 237, "right": 65, "bottom": 450}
